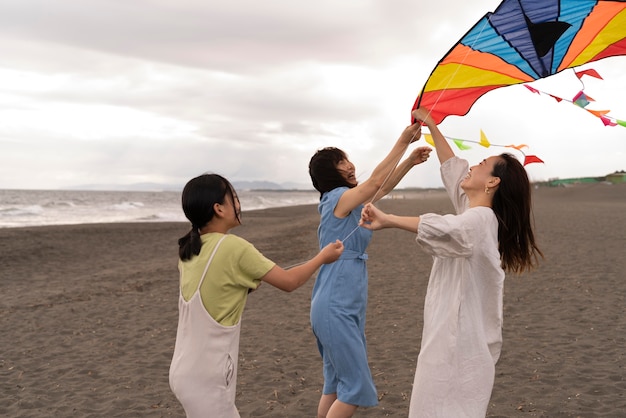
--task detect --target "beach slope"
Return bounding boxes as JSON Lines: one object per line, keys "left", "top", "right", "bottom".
{"left": 1, "top": 184, "right": 624, "bottom": 417}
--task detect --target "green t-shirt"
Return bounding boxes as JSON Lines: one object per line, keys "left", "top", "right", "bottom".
{"left": 179, "top": 233, "right": 276, "bottom": 326}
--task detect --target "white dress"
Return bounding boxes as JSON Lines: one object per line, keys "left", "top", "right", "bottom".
{"left": 409, "top": 157, "right": 505, "bottom": 418}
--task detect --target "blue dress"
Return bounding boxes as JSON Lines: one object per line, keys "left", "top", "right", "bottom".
{"left": 310, "top": 187, "right": 378, "bottom": 407}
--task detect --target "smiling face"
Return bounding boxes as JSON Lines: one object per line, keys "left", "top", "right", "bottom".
{"left": 336, "top": 158, "right": 357, "bottom": 187}
{"left": 461, "top": 155, "right": 503, "bottom": 193}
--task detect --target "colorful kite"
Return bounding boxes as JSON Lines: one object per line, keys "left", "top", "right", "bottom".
{"left": 412, "top": 0, "right": 626, "bottom": 124}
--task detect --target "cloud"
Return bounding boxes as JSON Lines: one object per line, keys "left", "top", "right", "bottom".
{"left": 0, "top": 0, "right": 624, "bottom": 190}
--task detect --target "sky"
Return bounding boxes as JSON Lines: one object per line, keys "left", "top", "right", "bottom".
{"left": 1, "top": 0, "right": 624, "bottom": 191}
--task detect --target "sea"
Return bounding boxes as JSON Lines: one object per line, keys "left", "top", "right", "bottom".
{"left": 0, "top": 189, "right": 321, "bottom": 229}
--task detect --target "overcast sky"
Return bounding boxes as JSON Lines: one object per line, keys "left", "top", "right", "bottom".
{"left": 1, "top": 0, "right": 624, "bottom": 190}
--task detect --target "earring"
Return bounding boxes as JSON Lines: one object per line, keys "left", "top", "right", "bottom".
{"left": 485, "top": 187, "right": 490, "bottom": 194}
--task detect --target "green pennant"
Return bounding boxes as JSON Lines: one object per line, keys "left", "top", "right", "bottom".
{"left": 453, "top": 139, "right": 472, "bottom": 150}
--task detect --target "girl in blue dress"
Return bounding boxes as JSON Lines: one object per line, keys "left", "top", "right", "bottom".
{"left": 308, "top": 123, "right": 431, "bottom": 418}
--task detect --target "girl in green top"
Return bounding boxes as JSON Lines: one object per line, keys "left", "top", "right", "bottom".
{"left": 169, "top": 174, "right": 343, "bottom": 417}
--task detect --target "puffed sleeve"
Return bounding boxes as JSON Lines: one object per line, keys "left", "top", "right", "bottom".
{"left": 416, "top": 212, "right": 473, "bottom": 258}
{"left": 441, "top": 156, "right": 470, "bottom": 215}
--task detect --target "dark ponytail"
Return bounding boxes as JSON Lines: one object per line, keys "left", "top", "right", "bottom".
{"left": 178, "top": 174, "right": 235, "bottom": 261}
{"left": 177, "top": 227, "right": 203, "bottom": 262}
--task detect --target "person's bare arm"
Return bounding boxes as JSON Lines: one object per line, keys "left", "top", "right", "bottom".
{"left": 335, "top": 123, "right": 422, "bottom": 217}
{"left": 260, "top": 240, "right": 343, "bottom": 292}
{"left": 359, "top": 202, "right": 421, "bottom": 233}
{"left": 375, "top": 146, "right": 432, "bottom": 202}
{"left": 412, "top": 107, "right": 455, "bottom": 164}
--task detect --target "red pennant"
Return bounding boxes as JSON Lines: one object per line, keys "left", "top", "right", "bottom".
{"left": 523, "top": 155, "right": 544, "bottom": 165}
{"left": 524, "top": 85, "right": 540, "bottom": 94}
{"left": 575, "top": 69, "right": 603, "bottom": 80}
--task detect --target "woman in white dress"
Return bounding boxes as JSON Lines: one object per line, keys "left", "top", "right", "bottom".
{"left": 359, "top": 107, "right": 543, "bottom": 417}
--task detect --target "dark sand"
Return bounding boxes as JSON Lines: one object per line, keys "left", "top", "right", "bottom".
{"left": 1, "top": 183, "right": 624, "bottom": 417}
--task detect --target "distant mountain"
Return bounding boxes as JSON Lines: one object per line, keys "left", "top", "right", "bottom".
{"left": 69, "top": 182, "right": 183, "bottom": 192}
{"left": 70, "top": 180, "right": 313, "bottom": 192}
{"left": 232, "top": 180, "right": 283, "bottom": 190}
{"left": 233, "top": 180, "right": 312, "bottom": 190}
{"left": 280, "top": 181, "right": 313, "bottom": 190}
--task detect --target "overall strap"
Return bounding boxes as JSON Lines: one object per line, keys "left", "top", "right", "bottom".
{"left": 196, "top": 234, "right": 228, "bottom": 292}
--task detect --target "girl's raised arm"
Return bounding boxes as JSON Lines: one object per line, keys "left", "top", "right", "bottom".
{"left": 412, "top": 107, "right": 455, "bottom": 165}
{"left": 335, "top": 123, "right": 422, "bottom": 217}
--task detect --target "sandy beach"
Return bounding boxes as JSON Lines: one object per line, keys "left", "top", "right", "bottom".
{"left": 1, "top": 183, "right": 625, "bottom": 417}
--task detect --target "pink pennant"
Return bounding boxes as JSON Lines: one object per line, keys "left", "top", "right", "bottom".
{"left": 600, "top": 116, "right": 617, "bottom": 126}
{"left": 524, "top": 85, "right": 540, "bottom": 94}
{"left": 572, "top": 91, "right": 595, "bottom": 108}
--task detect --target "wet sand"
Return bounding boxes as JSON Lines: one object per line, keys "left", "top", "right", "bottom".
{"left": 1, "top": 183, "right": 624, "bottom": 417}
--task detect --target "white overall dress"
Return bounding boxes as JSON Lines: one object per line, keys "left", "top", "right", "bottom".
{"left": 169, "top": 236, "right": 241, "bottom": 418}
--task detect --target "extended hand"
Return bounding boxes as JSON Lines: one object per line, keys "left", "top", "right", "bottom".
{"left": 412, "top": 107, "right": 435, "bottom": 128}
{"left": 409, "top": 146, "right": 432, "bottom": 165}
{"left": 321, "top": 239, "right": 344, "bottom": 263}
{"left": 400, "top": 122, "right": 422, "bottom": 145}
{"left": 359, "top": 203, "right": 387, "bottom": 231}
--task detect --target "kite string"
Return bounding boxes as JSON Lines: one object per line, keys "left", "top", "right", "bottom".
{"left": 337, "top": 126, "right": 421, "bottom": 243}
{"left": 288, "top": 20, "right": 491, "bottom": 265}
{"left": 420, "top": 18, "right": 490, "bottom": 121}
{"left": 281, "top": 129, "right": 419, "bottom": 271}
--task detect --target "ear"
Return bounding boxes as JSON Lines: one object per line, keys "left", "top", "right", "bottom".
{"left": 213, "top": 202, "right": 225, "bottom": 218}
{"left": 489, "top": 176, "right": 501, "bottom": 188}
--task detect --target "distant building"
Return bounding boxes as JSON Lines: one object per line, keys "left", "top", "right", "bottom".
{"left": 539, "top": 170, "right": 625, "bottom": 187}
{"left": 606, "top": 171, "right": 626, "bottom": 184}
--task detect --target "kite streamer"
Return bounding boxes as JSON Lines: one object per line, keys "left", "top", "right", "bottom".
{"left": 422, "top": 131, "right": 544, "bottom": 166}
{"left": 524, "top": 69, "right": 626, "bottom": 128}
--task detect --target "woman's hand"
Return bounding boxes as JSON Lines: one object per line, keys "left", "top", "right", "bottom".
{"left": 320, "top": 239, "right": 344, "bottom": 264}
{"left": 359, "top": 203, "right": 388, "bottom": 231}
{"left": 411, "top": 107, "right": 435, "bottom": 128}
{"left": 398, "top": 122, "right": 422, "bottom": 146}
{"left": 408, "top": 146, "right": 432, "bottom": 166}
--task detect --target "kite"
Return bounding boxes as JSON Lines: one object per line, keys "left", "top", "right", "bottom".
{"left": 412, "top": 0, "right": 626, "bottom": 125}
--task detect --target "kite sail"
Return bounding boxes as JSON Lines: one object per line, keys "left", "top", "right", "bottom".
{"left": 413, "top": 0, "right": 626, "bottom": 124}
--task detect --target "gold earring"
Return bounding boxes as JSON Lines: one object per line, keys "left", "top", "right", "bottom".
{"left": 485, "top": 187, "right": 490, "bottom": 194}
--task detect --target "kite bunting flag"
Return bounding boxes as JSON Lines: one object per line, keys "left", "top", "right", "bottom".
{"left": 423, "top": 131, "right": 544, "bottom": 166}
{"left": 523, "top": 69, "right": 626, "bottom": 127}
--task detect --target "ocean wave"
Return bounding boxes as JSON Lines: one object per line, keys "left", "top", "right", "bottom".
{"left": 0, "top": 205, "right": 44, "bottom": 217}
{"left": 110, "top": 201, "right": 145, "bottom": 211}
{"left": 0, "top": 189, "right": 319, "bottom": 228}
{"left": 42, "top": 200, "right": 77, "bottom": 208}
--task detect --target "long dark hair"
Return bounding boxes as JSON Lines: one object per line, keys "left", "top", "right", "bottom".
{"left": 309, "top": 147, "right": 354, "bottom": 197}
{"left": 491, "top": 154, "right": 543, "bottom": 273}
{"left": 178, "top": 174, "right": 237, "bottom": 261}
